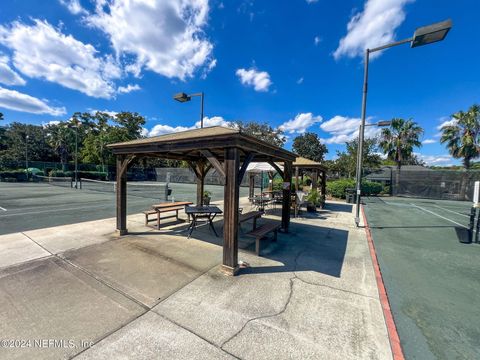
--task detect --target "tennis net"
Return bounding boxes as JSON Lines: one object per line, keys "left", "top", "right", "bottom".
{"left": 79, "top": 178, "right": 168, "bottom": 200}
{"left": 32, "top": 175, "right": 73, "bottom": 188}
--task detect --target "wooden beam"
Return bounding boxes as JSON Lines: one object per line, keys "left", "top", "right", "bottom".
{"left": 295, "top": 166, "right": 299, "bottom": 192}
{"left": 282, "top": 161, "right": 292, "bottom": 233}
{"left": 267, "top": 160, "right": 284, "bottom": 179}
{"left": 238, "top": 152, "right": 254, "bottom": 184}
{"left": 186, "top": 161, "right": 200, "bottom": 179}
{"left": 116, "top": 155, "right": 128, "bottom": 235}
{"left": 200, "top": 149, "right": 225, "bottom": 178}
{"left": 221, "top": 147, "right": 240, "bottom": 276}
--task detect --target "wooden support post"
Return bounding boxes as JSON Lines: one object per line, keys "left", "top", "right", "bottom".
{"left": 222, "top": 147, "right": 240, "bottom": 276}
{"left": 249, "top": 173, "right": 255, "bottom": 199}
{"left": 295, "top": 166, "right": 299, "bottom": 192}
{"left": 282, "top": 161, "right": 292, "bottom": 232}
{"left": 116, "top": 155, "right": 128, "bottom": 235}
{"left": 312, "top": 169, "right": 318, "bottom": 190}
{"left": 196, "top": 164, "right": 205, "bottom": 206}
{"left": 321, "top": 170, "right": 326, "bottom": 196}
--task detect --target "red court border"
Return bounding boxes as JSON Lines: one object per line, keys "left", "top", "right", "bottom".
{"left": 361, "top": 205, "right": 405, "bottom": 360}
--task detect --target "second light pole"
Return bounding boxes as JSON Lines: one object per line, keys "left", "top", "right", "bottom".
{"left": 173, "top": 92, "right": 204, "bottom": 128}
{"left": 354, "top": 19, "right": 452, "bottom": 226}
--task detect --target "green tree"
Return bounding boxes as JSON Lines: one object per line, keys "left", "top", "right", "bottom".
{"left": 45, "top": 122, "right": 74, "bottom": 170}
{"left": 440, "top": 104, "right": 480, "bottom": 169}
{"left": 379, "top": 118, "right": 423, "bottom": 169}
{"left": 379, "top": 118, "right": 423, "bottom": 190}
{"left": 335, "top": 138, "right": 381, "bottom": 178}
{"left": 292, "top": 132, "right": 328, "bottom": 162}
{"left": 230, "top": 120, "right": 285, "bottom": 147}
{"left": 81, "top": 111, "right": 146, "bottom": 166}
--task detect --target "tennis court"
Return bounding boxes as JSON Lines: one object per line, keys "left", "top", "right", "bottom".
{"left": 0, "top": 180, "right": 248, "bottom": 235}
{"left": 363, "top": 196, "right": 480, "bottom": 360}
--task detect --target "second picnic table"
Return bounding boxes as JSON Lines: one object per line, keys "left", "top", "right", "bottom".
{"left": 150, "top": 201, "right": 193, "bottom": 229}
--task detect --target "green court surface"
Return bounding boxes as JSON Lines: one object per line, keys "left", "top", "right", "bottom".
{"left": 0, "top": 182, "right": 248, "bottom": 236}
{"left": 363, "top": 196, "right": 480, "bottom": 360}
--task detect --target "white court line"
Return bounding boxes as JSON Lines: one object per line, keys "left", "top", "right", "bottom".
{"left": 411, "top": 203, "right": 469, "bottom": 229}
{"left": 433, "top": 204, "right": 470, "bottom": 218}
{"left": 0, "top": 203, "right": 114, "bottom": 217}
{"left": 0, "top": 206, "right": 7, "bottom": 211}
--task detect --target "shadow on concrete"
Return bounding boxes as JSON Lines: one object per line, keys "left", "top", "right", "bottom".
{"left": 323, "top": 202, "right": 353, "bottom": 213}
{"left": 140, "top": 216, "right": 349, "bottom": 278}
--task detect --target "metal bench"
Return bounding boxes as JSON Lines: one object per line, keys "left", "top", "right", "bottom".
{"left": 246, "top": 221, "right": 281, "bottom": 255}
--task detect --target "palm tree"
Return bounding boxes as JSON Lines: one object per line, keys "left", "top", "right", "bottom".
{"left": 379, "top": 118, "right": 424, "bottom": 193}
{"left": 440, "top": 104, "right": 480, "bottom": 169}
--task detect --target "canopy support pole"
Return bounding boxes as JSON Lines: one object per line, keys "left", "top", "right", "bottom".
{"left": 222, "top": 147, "right": 240, "bottom": 276}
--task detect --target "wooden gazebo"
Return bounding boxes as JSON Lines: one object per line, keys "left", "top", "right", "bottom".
{"left": 108, "top": 126, "right": 297, "bottom": 275}
{"left": 293, "top": 157, "right": 327, "bottom": 196}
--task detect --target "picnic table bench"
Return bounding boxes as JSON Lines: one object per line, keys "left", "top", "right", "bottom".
{"left": 238, "top": 210, "right": 263, "bottom": 230}
{"left": 245, "top": 221, "right": 281, "bottom": 255}
{"left": 143, "top": 201, "right": 193, "bottom": 229}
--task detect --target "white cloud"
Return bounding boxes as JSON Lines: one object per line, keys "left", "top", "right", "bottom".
{"left": 147, "top": 115, "right": 231, "bottom": 137}
{"left": 279, "top": 113, "right": 322, "bottom": 134}
{"left": 333, "top": 0, "right": 414, "bottom": 60}
{"left": 88, "top": 109, "right": 118, "bottom": 117}
{"left": 236, "top": 67, "right": 272, "bottom": 92}
{"left": 320, "top": 115, "right": 379, "bottom": 144}
{"left": 422, "top": 139, "right": 436, "bottom": 144}
{"left": 414, "top": 153, "right": 454, "bottom": 166}
{"left": 437, "top": 117, "right": 457, "bottom": 130}
{"left": 59, "top": 0, "right": 87, "bottom": 15}
{"left": 0, "top": 19, "right": 120, "bottom": 98}
{"left": 196, "top": 116, "right": 230, "bottom": 128}
{"left": 148, "top": 124, "right": 191, "bottom": 137}
{"left": 0, "top": 55, "right": 25, "bottom": 86}
{"left": 117, "top": 84, "right": 141, "bottom": 94}
{"left": 306, "top": 0, "right": 318, "bottom": 3}
{"left": 296, "top": 77, "right": 304, "bottom": 84}
{"left": 314, "top": 36, "right": 322, "bottom": 46}
{"left": 0, "top": 87, "right": 66, "bottom": 116}
{"left": 87, "top": 0, "right": 214, "bottom": 81}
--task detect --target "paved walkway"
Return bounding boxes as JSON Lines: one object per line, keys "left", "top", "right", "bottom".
{"left": 0, "top": 200, "right": 392, "bottom": 359}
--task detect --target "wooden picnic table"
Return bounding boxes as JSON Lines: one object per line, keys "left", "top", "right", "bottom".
{"left": 149, "top": 201, "right": 193, "bottom": 229}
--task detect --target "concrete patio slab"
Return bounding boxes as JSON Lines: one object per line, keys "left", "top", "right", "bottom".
{"left": 61, "top": 232, "right": 222, "bottom": 307}
{"left": 222, "top": 279, "right": 390, "bottom": 360}
{"left": 23, "top": 216, "right": 147, "bottom": 254}
{"left": 0, "top": 256, "right": 145, "bottom": 360}
{"left": 0, "top": 200, "right": 393, "bottom": 359}
{"left": 75, "top": 311, "right": 235, "bottom": 360}
{"left": 0, "top": 232, "right": 50, "bottom": 269}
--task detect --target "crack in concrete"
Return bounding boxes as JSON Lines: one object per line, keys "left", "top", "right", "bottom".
{"left": 220, "top": 246, "right": 307, "bottom": 350}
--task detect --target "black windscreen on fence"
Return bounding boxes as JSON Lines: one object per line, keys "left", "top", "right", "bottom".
{"left": 365, "top": 166, "right": 480, "bottom": 201}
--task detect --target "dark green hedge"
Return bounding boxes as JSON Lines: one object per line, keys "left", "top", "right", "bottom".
{"left": 326, "top": 179, "right": 384, "bottom": 198}
{"left": 0, "top": 170, "right": 29, "bottom": 181}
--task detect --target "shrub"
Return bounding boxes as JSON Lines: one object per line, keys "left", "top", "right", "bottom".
{"left": 49, "top": 170, "right": 73, "bottom": 178}
{"left": 361, "top": 181, "right": 383, "bottom": 196}
{"left": 327, "top": 179, "right": 355, "bottom": 199}
{"left": 0, "top": 170, "right": 29, "bottom": 182}
{"left": 326, "top": 179, "right": 384, "bottom": 198}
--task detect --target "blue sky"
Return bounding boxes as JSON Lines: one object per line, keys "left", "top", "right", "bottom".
{"left": 0, "top": 0, "right": 478, "bottom": 166}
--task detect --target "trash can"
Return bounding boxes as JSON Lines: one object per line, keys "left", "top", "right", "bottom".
{"left": 345, "top": 188, "right": 356, "bottom": 204}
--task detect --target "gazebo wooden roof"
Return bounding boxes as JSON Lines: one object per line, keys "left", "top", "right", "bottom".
{"left": 108, "top": 126, "right": 297, "bottom": 276}
{"left": 109, "top": 126, "right": 296, "bottom": 163}
{"left": 293, "top": 156, "right": 327, "bottom": 171}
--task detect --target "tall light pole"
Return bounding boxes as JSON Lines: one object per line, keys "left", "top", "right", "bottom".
{"left": 173, "top": 92, "right": 204, "bottom": 128}
{"left": 354, "top": 19, "right": 452, "bottom": 226}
